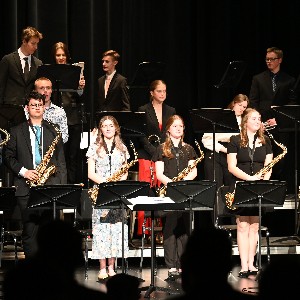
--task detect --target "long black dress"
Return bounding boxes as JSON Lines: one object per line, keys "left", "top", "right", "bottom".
{"left": 227, "top": 134, "right": 273, "bottom": 216}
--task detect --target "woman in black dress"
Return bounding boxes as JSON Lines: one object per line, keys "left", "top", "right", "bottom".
{"left": 152, "top": 115, "right": 197, "bottom": 280}
{"left": 227, "top": 108, "right": 273, "bottom": 278}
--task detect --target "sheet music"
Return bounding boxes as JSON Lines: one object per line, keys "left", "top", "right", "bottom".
{"left": 126, "top": 196, "right": 174, "bottom": 210}
{"left": 73, "top": 61, "right": 84, "bottom": 78}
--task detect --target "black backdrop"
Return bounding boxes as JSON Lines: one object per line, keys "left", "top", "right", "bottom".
{"left": 1, "top": 0, "right": 300, "bottom": 121}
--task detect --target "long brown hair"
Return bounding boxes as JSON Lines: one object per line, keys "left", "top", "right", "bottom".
{"left": 162, "top": 115, "right": 185, "bottom": 159}
{"left": 95, "top": 115, "right": 127, "bottom": 157}
{"left": 52, "top": 42, "right": 72, "bottom": 64}
{"left": 240, "top": 108, "right": 265, "bottom": 147}
{"left": 227, "top": 94, "right": 249, "bottom": 110}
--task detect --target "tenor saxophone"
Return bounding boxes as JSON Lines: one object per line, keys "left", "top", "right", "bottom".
{"left": 0, "top": 127, "right": 10, "bottom": 146}
{"left": 225, "top": 132, "right": 287, "bottom": 210}
{"left": 158, "top": 140, "right": 204, "bottom": 197}
{"left": 88, "top": 141, "right": 138, "bottom": 206}
{"left": 26, "top": 123, "right": 62, "bottom": 187}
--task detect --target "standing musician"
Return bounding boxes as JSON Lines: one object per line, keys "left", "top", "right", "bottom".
{"left": 152, "top": 115, "right": 197, "bottom": 281}
{"left": 227, "top": 108, "right": 273, "bottom": 278}
{"left": 3, "top": 91, "right": 67, "bottom": 258}
{"left": 136, "top": 80, "right": 176, "bottom": 238}
{"left": 86, "top": 115, "right": 130, "bottom": 280}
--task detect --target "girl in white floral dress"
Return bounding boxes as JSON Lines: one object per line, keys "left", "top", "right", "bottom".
{"left": 87, "top": 115, "right": 129, "bottom": 280}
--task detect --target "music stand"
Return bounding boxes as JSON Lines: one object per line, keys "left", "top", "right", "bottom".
{"left": 166, "top": 180, "right": 217, "bottom": 234}
{"left": 129, "top": 62, "right": 166, "bottom": 112}
{"left": 96, "top": 111, "right": 147, "bottom": 138}
{"left": 36, "top": 64, "right": 81, "bottom": 106}
{"left": 27, "top": 184, "right": 83, "bottom": 220}
{"left": 189, "top": 108, "right": 239, "bottom": 181}
{"left": 234, "top": 180, "right": 286, "bottom": 270}
{"left": 95, "top": 180, "right": 150, "bottom": 273}
{"left": 272, "top": 105, "right": 300, "bottom": 234}
{"left": 214, "top": 61, "right": 246, "bottom": 102}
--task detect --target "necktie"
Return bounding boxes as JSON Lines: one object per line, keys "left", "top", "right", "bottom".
{"left": 34, "top": 126, "right": 42, "bottom": 165}
{"left": 24, "top": 57, "right": 29, "bottom": 81}
{"left": 271, "top": 74, "right": 277, "bottom": 92}
{"left": 105, "top": 76, "right": 111, "bottom": 98}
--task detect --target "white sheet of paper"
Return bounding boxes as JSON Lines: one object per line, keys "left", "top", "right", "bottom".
{"left": 126, "top": 196, "right": 174, "bottom": 210}
{"left": 80, "top": 131, "right": 97, "bottom": 149}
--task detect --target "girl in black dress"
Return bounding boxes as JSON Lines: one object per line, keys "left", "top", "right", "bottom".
{"left": 152, "top": 115, "right": 197, "bottom": 280}
{"left": 227, "top": 108, "right": 273, "bottom": 278}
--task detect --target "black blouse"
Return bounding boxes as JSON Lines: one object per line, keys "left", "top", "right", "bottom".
{"left": 152, "top": 143, "right": 197, "bottom": 179}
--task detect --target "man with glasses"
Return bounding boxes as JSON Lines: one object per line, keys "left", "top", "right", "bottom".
{"left": 249, "top": 47, "right": 296, "bottom": 185}
{"left": 249, "top": 47, "right": 296, "bottom": 126}
{"left": 3, "top": 91, "right": 67, "bottom": 258}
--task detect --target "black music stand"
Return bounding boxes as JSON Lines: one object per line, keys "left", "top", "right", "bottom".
{"left": 36, "top": 64, "right": 81, "bottom": 106}
{"left": 189, "top": 108, "right": 239, "bottom": 181}
{"left": 27, "top": 184, "right": 83, "bottom": 220}
{"left": 129, "top": 62, "right": 166, "bottom": 112}
{"left": 96, "top": 111, "right": 147, "bottom": 138}
{"left": 166, "top": 180, "right": 217, "bottom": 234}
{"left": 272, "top": 105, "right": 300, "bottom": 234}
{"left": 214, "top": 61, "right": 246, "bottom": 102}
{"left": 95, "top": 180, "right": 150, "bottom": 273}
{"left": 234, "top": 180, "right": 286, "bottom": 270}
{"left": 0, "top": 104, "right": 26, "bottom": 129}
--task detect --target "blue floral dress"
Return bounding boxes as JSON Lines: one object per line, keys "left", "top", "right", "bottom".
{"left": 86, "top": 142, "right": 130, "bottom": 259}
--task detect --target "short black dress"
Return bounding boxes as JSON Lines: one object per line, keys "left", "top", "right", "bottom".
{"left": 227, "top": 134, "right": 273, "bottom": 216}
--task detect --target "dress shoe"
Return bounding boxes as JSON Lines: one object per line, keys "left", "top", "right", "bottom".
{"left": 238, "top": 270, "right": 249, "bottom": 278}
{"left": 248, "top": 270, "right": 258, "bottom": 276}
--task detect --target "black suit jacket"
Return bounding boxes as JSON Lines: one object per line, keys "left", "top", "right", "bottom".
{"left": 137, "top": 102, "right": 176, "bottom": 159}
{"left": 0, "top": 51, "right": 42, "bottom": 105}
{"left": 3, "top": 120, "right": 67, "bottom": 196}
{"left": 96, "top": 72, "right": 130, "bottom": 112}
{"left": 249, "top": 70, "right": 296, "bottom": 121}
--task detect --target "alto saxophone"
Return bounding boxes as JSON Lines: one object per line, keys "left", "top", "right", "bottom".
{"left": 26, "top": 123, "right": 62, "bottom": 187}
{"left": 158, "top": 140, "right": 204, "bottom": 197}
{"left": 88, "top": 141, "right": 138, "bottom": 206}
{"left": 0, "top": 127, "right": 10, "bottom": 146}
{"left": 225, "top": 132, "right": 287, "bottom": 210}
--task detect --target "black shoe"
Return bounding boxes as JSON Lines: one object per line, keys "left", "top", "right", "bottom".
{"left": 238, "top": 271, "right": 249, "bottom": 278}
{"left": 248, "top": 270, "right": 258, "bottom": 276}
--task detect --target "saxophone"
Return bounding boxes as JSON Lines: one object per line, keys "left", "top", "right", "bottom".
{"left": 88, "top": 141, "right": 138, "bottom": 206}
{"left": 225, "top": 132, "right": 287, "bottom": 210}
{"left": 0, "top": 127, "right": 10, "bottom": 146}
{"left": 158, "top": 140, "right": 204, "bottom": 197}
{"left": 26, "top": 123, "right": 62, "bottom": 187}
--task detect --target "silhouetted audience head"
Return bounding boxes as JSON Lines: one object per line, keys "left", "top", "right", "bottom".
{"left": 36, "top": 219, "right": 84, "bottom": 273}
{"left": 106, "top": 273, "right": 141, "bottom": 300}
{"left": 258, "top": 256, "right": 300, "bottom": 298}
{"left": 3, "top": 220, "right": 108, "bottom": 300}
{"left": 180, "top": 228, "right": 233, "bottom": 292}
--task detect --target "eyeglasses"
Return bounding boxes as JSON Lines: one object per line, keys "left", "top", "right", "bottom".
{"left": 265, "top": 58, "right": 280, "bottom": 62}
{"left": 29, "top": 103, "right": 44, "bottom": 108}
{"left": 37, "top": 86, "right": 52, "bottom": 91}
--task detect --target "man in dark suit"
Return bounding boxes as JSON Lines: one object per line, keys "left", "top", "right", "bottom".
{"left": 3, "top": 91, "right": 67, "bottom": 258}
{"left": 249, "top": 47, "right": 296, "bottom": 126}
{"left": 95, "top": 50, "right": 130, "bottom": 113}
{"left": 0, "top": 26, "right": 43, "bottom": 105}
{"left": 249, "top": 47, "right": 296, "bottom": 185}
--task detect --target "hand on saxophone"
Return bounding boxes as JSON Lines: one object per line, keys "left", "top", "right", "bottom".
{"left": 24, "top": 169, "right": 39, "bottom": 181}
{"left": 249, "top": 173, "right": 263, "bottom": 181}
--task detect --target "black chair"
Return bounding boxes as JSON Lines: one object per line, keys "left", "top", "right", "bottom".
{"left": 214, "top": 186, "right": 270, "bottom": 264}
